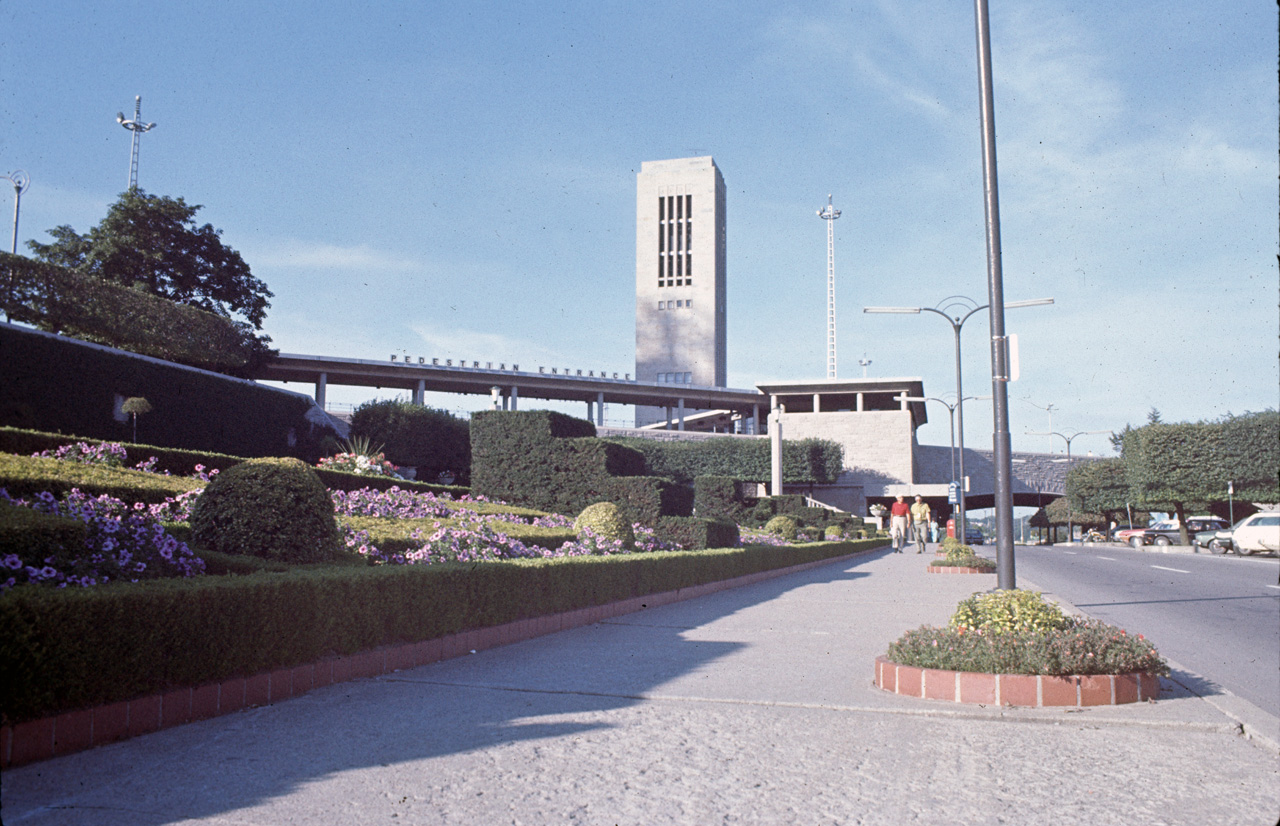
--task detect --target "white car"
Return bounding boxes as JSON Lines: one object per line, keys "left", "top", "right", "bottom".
{"left": 1203, "top": 513, "right": 1280, "bottom": 555}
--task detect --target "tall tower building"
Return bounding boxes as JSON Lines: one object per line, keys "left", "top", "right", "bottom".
{"left": 634, "top": 156, "right": 727, "bottom": 426}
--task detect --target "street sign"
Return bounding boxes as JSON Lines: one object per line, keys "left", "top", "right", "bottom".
{"left": 948, "top": 482, "right": 959, "bottom": 504}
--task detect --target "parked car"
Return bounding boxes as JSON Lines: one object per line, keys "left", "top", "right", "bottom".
{"left": 1120, "top": 519, "right": 1177, "bottom": 548}
{"left": 1197, "top": 513, "right": 1280, "bottom": 555}
{"left": 1112, "top": 524, "right": 1151, "bottom": 544}
{"left": 964, "top": 525, "right": 985, "bottom": 545}
{"left": 1137, "top": 516, "right": 1229, "bottom": 547}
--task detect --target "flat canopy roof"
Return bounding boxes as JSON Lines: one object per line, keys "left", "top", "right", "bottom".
{"left": 756, "top": 377, "right": 928, "bottom": 426}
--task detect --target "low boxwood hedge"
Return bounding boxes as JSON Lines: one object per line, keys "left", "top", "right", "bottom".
{"left": 0, "top": 538, "right": 879, "bottom": 724}
{"left": 0, "top": 427, "right": 468, "bottom": 497}
{"left": 0, "top": 452, "right": 203, "bottom": 503}
{"left": 0, "top": 501, "right": 88, "bottom": 565}
{"left": 341, "top": 516, "right": 576, "bottom": 554}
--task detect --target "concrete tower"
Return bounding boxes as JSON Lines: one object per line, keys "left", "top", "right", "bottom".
{"left": 634, "top": 156, "right": 727, "bottom": 426}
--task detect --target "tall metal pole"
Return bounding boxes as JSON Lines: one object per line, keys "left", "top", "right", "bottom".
{"left": 817, "top": 195, "right": 841, "bottom": 379}
{"left": 973, "top": 0, "right": 1015, "bottom": 589}
{"left": 3, "top": 170, "right": 28, "bottom": 323}
{"left": 117, "top": 96, "right": 157, "bottom": 191}
{"left": 5, "top": 170, "right": 27, "bottom": 255}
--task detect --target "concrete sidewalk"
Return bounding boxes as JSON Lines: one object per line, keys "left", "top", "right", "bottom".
{"left": 4, "top": 547, "right": 1278, "bottom": 825}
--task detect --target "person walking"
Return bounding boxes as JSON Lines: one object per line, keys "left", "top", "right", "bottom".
{"left": 889, "top": 495, "right": 910, "bottom": 553}
{"left": 910, "top": 495, "right": 932, "bottom": 553}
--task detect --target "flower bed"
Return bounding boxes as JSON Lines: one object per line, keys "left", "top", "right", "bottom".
{"left": 874, "top": 656, "right": 1160, "bottom": 706}
{"left": 927, "top": 542, "right": 995, "bottom": 573}
{"left": 876, "top": 590, "right": 1167, "bottom": 706}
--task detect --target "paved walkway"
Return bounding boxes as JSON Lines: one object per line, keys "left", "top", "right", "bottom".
{"left": 4, "top": 547, "right": 1278, "bottom": 825}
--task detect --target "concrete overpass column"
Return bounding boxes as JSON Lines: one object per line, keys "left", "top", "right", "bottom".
{"left": 856, "top": 393, "right": 864, "bottom": 412}
{"left": 510, "top": 386, "right": 518, "bottom": 411}
{"left": 597, "top": 392, "right": 605, "bottom": 425}
{"left": 315, "top": 373, "right": 327, "bottom": 409}
{"left": 770, "top": 403, "right": 783, "bottom": 496}
{"left": 677, "top": 398, "right": 686, "bottom": 431}
{"left": 753, "top": 403, "right": 760, "bottom": 435}
{"left": 664, "top": 406, "right": 672, "bottom": 430}
{"left": 813, "top": 393, "right": 821, "bottom": 413}
{"left": 586, "top": 399, "right": 593, "bottom": 421}
{"left": 414, "top": 379, "right": 425, "bottom": 406}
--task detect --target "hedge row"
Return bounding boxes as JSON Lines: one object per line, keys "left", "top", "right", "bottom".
{"left": 605, "top": 435, "right": 845, "bottom": 485}
{"left": 0, "top": 539, "right": 880, "bottom": 723}
{"left": 654, "top": 516, "right": 740, "bottom": 550}
{"left": 470, "top": 410, "right": 691, "bottom": 523}
{"left": 0, "top": 453, "right": 203, "bottom": 504}
{"left": 0, "top": 323, "right": 335, "bottom": 460}
{"left": 0, "top": 251, "right": 272, "bottom": 376}
{"left": 342, "top": 515, "right": 576, "bottom": 554}
{"left": 0, "top": 427, "right": 465, "bottom": 497}
{"left": 0, "top": 502, "right": 87, "bottom": 564}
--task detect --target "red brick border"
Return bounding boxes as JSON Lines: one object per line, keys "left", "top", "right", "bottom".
{"left": 925, "top": 565, "right": 996, "bottom": 574}
{"left": 1, "top": 551, "right": 867, "bottom": 769}
{"left": 873, "top": 656, "right": 1161, "bottom": 707}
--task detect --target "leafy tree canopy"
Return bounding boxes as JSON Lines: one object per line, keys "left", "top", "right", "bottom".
{"left": 1120, "top": 410, "right": 1279, "bottom": 542}
{"left": 27, "top": 189, "right": 272, "bottom": 330}
{"left": 1065, "top": 457, "right": 1130, "bottom": 518}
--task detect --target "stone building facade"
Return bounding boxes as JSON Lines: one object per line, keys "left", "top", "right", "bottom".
{"left": 634, "top": 157, "right": 727, "bottom": 425}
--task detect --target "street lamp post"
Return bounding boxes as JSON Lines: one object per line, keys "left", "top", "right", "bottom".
{"left": 4, "top": 170, "right": 27, "bottom": 255}
{"left": 898, "top": 393, "right": 989, "bottom": 499}
{"left": 3, "top": 170, "right": 29, "bottom": 323}
{"left": 1026, "top": 429, "right": 1111, "bottom": 541}
{"left": 865, "top": 296, "right": 1052, "bottom": 562}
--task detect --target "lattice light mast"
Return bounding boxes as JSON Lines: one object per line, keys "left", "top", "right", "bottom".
{"left": 817, "top": 194, "right": 841, "bottom": 378}
{"left": 116, "top": 96, "right": 156, "bottom": 191}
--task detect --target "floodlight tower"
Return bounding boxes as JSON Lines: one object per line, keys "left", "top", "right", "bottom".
{"left": 817, "top": 194, "right": 841, "bottom": 378}
{"left": 116, "top": 96, "right": 157, "bottom": 191}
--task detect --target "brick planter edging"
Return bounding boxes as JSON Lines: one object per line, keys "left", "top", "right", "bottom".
{"left": 874, "top": 656, "right": 1161, "bottom": 707}
{"left": 1, "top": 550, "right": 866, "bottom": 769}
{"left": 926, "top": 565, "right": 995, "bottom": 574}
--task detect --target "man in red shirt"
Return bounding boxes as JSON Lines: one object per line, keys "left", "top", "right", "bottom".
{"left": 889, "top": 495, "right": 910, "bottom": 553}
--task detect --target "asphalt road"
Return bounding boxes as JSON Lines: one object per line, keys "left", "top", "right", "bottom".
{"left": 1004, "top": 542, "right": 1280, "bottom": 715}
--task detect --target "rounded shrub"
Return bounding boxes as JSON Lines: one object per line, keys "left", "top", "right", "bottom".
{"left": 573, "top": 501, "right": 635, "bottom": 550}
{"left": 764, "top": 514, "right": 798, "bottom": 541}
{"left": 824, "top": 525, "right": 844, "bottom": 540}
{"left": 949, "top": 589, "right": 1070, "bottom": 634}
{"left": 190, "top": 457, "right": 343, "bottom": 564}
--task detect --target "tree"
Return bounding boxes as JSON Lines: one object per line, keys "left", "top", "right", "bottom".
{"left": 1065, "top": 458, "right": 1131, "bottom": 523}
{"left": 349, "top": 399, "right": 471, "bottom": 484}
{"left": 28, "top": 189, "right": 272, "bottom": 331}
{"left": 121, "top": 396, "right": 152, "bottom": 443}
{"left": 1121, "top": 411, "right": 1279, "bottom": 544}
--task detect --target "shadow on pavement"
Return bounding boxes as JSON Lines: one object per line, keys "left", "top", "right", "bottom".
{"left": 1, "top": 556, "right": 879, "bottom": 826}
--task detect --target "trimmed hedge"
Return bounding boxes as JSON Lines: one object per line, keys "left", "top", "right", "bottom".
{"left": 0, "top": 452, "right": 203, "bottom": 503}
{"left": 0, "top": 539, "right": 880, "bottom": 723}
{"left": 471, "top": 410, "right": 690, "bottom": 523}
{"left": 0, "top": 322, "right": 336, "bottom": 459}
{"left": 694, "top": 475, "right": 749, "bottom": 522}
{"left": 0, "top": 251, "right": 272, "bottom": 375}
{"left": 190, "top": 458, "right": 344, "bottom": 564}
{"left": 0, "top": 427, "right": 465, "bottom": 497}
{"left": 342, "top": 516, "right": 576, "bottom": 554}
{"left": 0, "top": 501, "right": 88, "bottom": 565}
{"left": 655, "top": 516, "right": 740, "bottom": 550}
{"left": 605, "top": 435, "right": 845, "bottom": 485}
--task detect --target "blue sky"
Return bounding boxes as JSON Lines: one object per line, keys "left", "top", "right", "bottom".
{"left": 3, "top": 1, "right": 1275, "bottom": 457}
